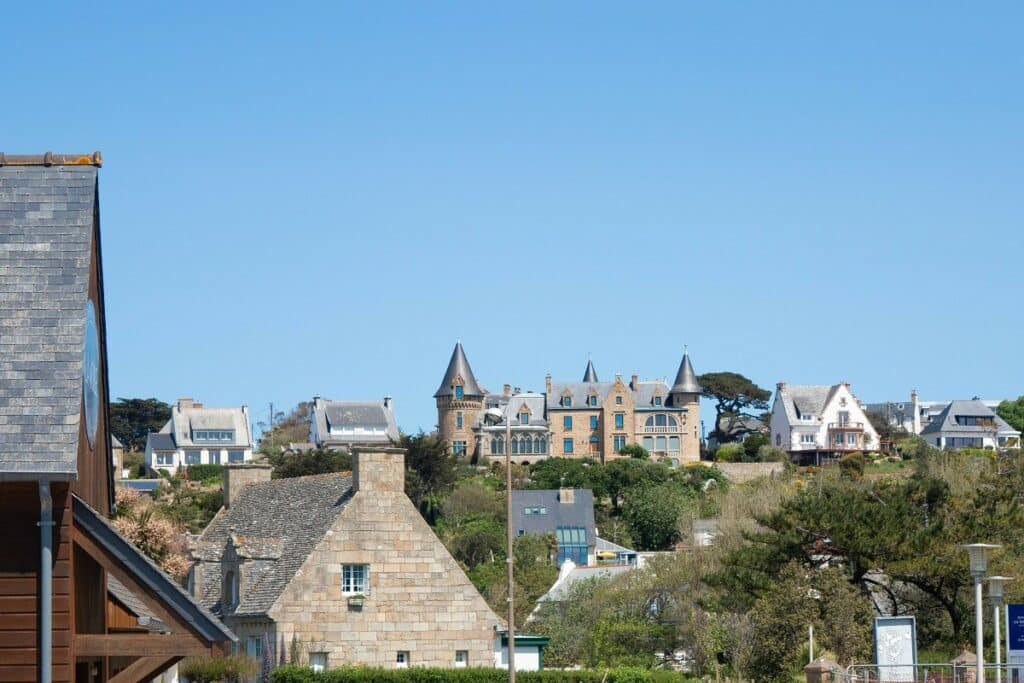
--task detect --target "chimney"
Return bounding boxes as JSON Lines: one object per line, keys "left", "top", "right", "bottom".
{"left": 383, "top": 395, "right": 392, "bottom": 409}
{"left": 503, "top": 384, "right": 511, "bottom": 396}
{"left": 911, "top": 390, "right": 921, "bottom": 434}
{"left": 224, "top": 464, "right": 272, "bottom": 508}
{"left": 513, "top": 386, "right": 521, "bottom": 394}
{"left": 545, "top": 373, "right": 552, "bottom": 395}
{"left": 558, "top": 488, "right": 575, "bottom": 505}
{"left": 353, "top": 447, "right": 406, "bottom": 493}
{"left": 777, "top": 382, "right": 786, "bottom": 391}
{"left": 630, "top": 374, "right": 638, "bottom": 391}
{"left": 177, "top": 397, "right": 194, "bottom": 410}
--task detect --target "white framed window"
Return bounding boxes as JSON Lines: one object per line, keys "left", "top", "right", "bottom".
{"left": 206, "top": 449, "right": 221, "bottom": 463}
{"left": 847, "top": 432, "right": 857, "bottom": 445}
{"left": 800, "top": 434, "right": 815, "bottom": 444}
{"left": 455, "top": 650, "right": 468, "bottom": 668}
{"left": 452, "top": 440, "right": 466, "bottom": 456}
{"left": 396, "top": 651, "right": 409, "bottom": 668}
{"left": 310, "top": 653, "right": 327, "bottom": 673}
{"left": 342, "top": 564, "right": 369, "bottom": 594}
{"left": 184, "top": 450, "right": 201, "bottom": 465}
{"left": 156, "top": 452, "right": 175, "bottom": 466}
{"left": 228, "top": 450, "right": 245, "bottom": 463}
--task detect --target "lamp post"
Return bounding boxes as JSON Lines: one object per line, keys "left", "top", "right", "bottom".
{"left": 989, "top": 576, "right": 1013, "bottom": 683}
{"left": 964, "top": 544, "right": 1001, "bottom": 683}
{"left": 484, "top": 407, "right": 515, "bottom": 682}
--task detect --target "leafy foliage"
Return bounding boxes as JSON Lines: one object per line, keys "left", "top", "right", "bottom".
{"left": 998, "top": 395, "right": 1024, "bottom": 432}
{"left": 268, "top": 448, "right": 352, "bottom": 479}
{"left": 113, "top": 487, "right": 191, "bottom": 580}
{"left": 271, "top": 666, "right": 694, "bottom": 682}
{"left": 180, "top": 654, "right": 258, "bottom": 683}
{"left": 618, "top": 443, "right": 650, "bottom": 459}
{"left": 258, "top": 401, "right": 314, "bottom": 456}
{"left": 109, "top": 397, "right": 171, "bottom": 452}
{"left": 697, "top": 372, "right": 771, "bottom": 444}
{"left": 185, "top": 463, "right": 224, "bottom": 484}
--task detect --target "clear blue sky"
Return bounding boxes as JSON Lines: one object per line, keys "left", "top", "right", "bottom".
{"left": 6, "top": 3, "right": 1022, "bottom": 436}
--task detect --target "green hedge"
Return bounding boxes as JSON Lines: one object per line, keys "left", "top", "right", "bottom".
{"left": 271, "top": 665, "right": 692, "bottom": 683}
{"left": 185, "top": 463, "right": 224, "bottom": 484}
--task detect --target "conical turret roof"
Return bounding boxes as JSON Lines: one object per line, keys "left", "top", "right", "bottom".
{"left": 582, "top": 359, "right": 599, "bottom": 383}
{"left": 434, "top": 342, "right": 485, "bottom": 398}
{"left": 670, "top": 350, "right": 701, "bottom": 394}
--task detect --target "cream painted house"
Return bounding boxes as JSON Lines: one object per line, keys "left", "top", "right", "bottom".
{"left": 145, "top": 397, "right": 253, "bottom": 475}
{"left": 190, "top": 449, "right": 502, "bottom": 670}
{"left": 770, "top": 382, "right": 880, "bottom": 463}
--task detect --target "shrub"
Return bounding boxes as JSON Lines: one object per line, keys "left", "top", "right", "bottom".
{"left": 186, "top": 463, "right": 225, "bottom": 484}
{"left": 713, "top": 443, "right": 744, "bottom": 463}
{"left": 838, "top": 452, "right": 865, "bottom": 480}
{"left": 271, "top": 666, "right": 694, "bottom": 683}
{"left": 180, "top": 654, "right": 258, "bottom": 683}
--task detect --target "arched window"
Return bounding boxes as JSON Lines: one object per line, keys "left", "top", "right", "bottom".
{"left": 511, "top": 439, "right": 519, "bottom": 454}
{"left": 522, "top": 438, "right": 532, "bottom": 454}
{"left": 655, "top": 414, "right": 667, "bottom": 427}
{"left": 645, "top": 416, "right": 655, "bottom": 427}
{"left": 667, "top": 416, "right": 677, "bottom": 427}
{"left": 534, "top": 437, "right": 542, "bottom": 453}
{"left": 538, "top": 438, "right": 547, "bottom": 453}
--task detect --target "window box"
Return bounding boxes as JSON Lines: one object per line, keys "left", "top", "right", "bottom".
{"left": 347, "top": 593, "right": 366, "bottom": 610}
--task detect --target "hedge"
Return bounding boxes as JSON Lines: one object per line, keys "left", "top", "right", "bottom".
{"left": 271, "top": 665, "right": 693, "bottom": 683}
{"left": 184, "top": 464, "right": 224, "bottom": 484}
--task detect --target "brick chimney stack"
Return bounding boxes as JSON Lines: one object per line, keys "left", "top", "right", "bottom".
{"left": 224, "top": 464, "right": 272, "bottom": 508}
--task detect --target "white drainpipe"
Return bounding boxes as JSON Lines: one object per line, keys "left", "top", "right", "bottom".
{"left": 38, "top": 481, "right": 54, "bottom": 683}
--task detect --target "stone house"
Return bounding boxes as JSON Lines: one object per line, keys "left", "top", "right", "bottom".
{"left": 190, "top": 448, "right": 502, "bottom": 670}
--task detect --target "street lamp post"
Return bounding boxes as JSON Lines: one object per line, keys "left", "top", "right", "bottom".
{"left": 989, "top": 576, "right": 1014, "bottom": 683}
{"left": 484, "top": 407, "right": 515, "bottom": 683}
{"left": 964, "top": 543, "right": 1001, "bottom": 683}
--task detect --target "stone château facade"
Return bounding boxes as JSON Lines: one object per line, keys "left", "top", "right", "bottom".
{"left": 434, "top": 342, "right": 702, "bottom": 464}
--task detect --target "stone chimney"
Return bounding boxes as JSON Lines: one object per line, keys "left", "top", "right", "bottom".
{"left": 177, "top": 397, "right": 194, "bottom": 410}
{"left": 630, "top": 374, "right": 638, "bottom": 391}
{"left": 353, "top": 447, "right": 406, "bottom": 493}
{"left": 383, "top": 395, "right": 392, "bottom": 409}
{"left": 513, "top": 386, "right": 521, "bottom": 394}
{"left": 503, "top": 384, "right": 511, "bottom": 396}
{"left": 911, "top": 389, "right": 920, "bottom": 434}
{"left": 558, "top": 488, "right": 575, "bottom": 504}
{"left": 224, "top": 464, "right": 272, "bottom": 508}
{"left": 545, "top": 373, "right": 552, "bottom": 395}
{"left": 777, "top": 381, "right": 786, "bottom": 391}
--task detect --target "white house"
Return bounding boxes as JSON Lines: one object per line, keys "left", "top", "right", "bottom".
{"left": 144, "top": 397, "right": 253, "bottom": 475}
{"left": 919, "top": 400, "right": 1020, "bottom": 450}
{"left": 865, "top": 391, "right": 1005, "bottom": 436}
{"left": 308, "top": 395, "right": 400, "bottom": 450}
{"left": 771, "top": 382, "right": 880, "bottom": 463}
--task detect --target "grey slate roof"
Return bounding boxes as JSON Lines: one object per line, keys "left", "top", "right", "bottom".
{"left": 0, "top": 164, "right": 98, "bottom": 478}
{"left": 547, "top": 381, "right": 616, "bottom": 410}
{"left": 312, "top": 398, "right": 400, "bottom": 445}
{"left": 582, "top": 360, "right": 599, "bottom": 383}
{"left": 478, "top": 392, "right": 548, "bottom": 428}
{"left": 776, "top": 384, "right": 838, "bottom": 422}
{"left": 434, "top": 342, "right": 484, "bottom": 398}
{"left": 146, "top": 432, "right": 176, "bottom": 451}
{"left": 920, "top": 400, "right": 1019, "bottom": 437}
{"left": 670, "top": 352, "right": 702, "bottom": 395}
{"left": 511, "top": 489, "right": 595, "bottom": 546}
{"left": 194, "top": 472, "right": 354, "bottom": 617}
{"left": 161, "top": 403, "right": 251, "bottom": 448}
{"left": 539, "top": 562, "right": 632, "bottom": 602}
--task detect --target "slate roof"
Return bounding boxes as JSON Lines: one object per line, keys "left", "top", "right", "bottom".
{"left": 547, "top": 381, "right": 616, "bottom": 410}
{"left": 146, "top": 433, "right": 176, "bottom": 451}
{"left": 582, "top": 360, "right": 599, "bottom": 383}
{"left": 159, "top": 403, "right": 251, "bottom": 449}
{"left": 920, "top": 400, "right": 1019, "bottom": 437}
{"left": 538, "top": 561, "right": 632, "bottom": 602}
{"left": 511, "top": 489, "right": 596, "bottom": 546}
{"left": 194, "top": 472, "right": 354, "bottom": 617}
{"left": 776, "top": 384, "right": 838, "bottom": 423}
{"left": 478, "top": 392, "right": 548, "bottom": 428}
{"left": 670, "top": 352, "right": 701, "bottom": 394}
{"left": 312, "top": 399, "right": 400, "bottom": 444}
{"left": 434, "top": 342, "right": 484, "bottom": 398}
{"left": 632, "top": 380, "right": 674, "bottom": 411}
{"left": 0, "top": 163, "right": 98, "bottom": 478}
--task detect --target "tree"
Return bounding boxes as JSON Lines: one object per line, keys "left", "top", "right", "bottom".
{"left": 470, "top": 533, "right": 558, "bottom": 626}
{"left": 267, "top": 448, "right": 351, "bottom": 479}
{"left": 528, "top": 457, "right": 607, "bottom": 499}
{"left": 258, "top": 401, "right": 313, "bottom": 455}
{"left": 109, "top": 397, "right": 172, "bottom": 452}
{"left": 747, "top": 562, "right": 818, "bottom": 683}
{"left": 401, "top": 431, "right": 459, "bottom": 521}
{"left": 998, "top": 395, "right": 1024, "bottom": 433}
{"left": 113, "top": 487, "right": 190, "bottom": 580}
{"left": 619, "top": 443, "right": 650, "bottom": 459}
{"left": 698, "top": 372, "right": 772, "bottom": 444}
{"left": 622, "top": 480, "right": 694, "bottom": 550}
{"left": 866, "top": 409, "right": 907, "bottom": 443}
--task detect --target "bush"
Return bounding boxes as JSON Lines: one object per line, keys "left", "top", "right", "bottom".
{"left": 838, "top": 452, "right": 865, "bottom": 480}
{"left": 179, "top": 654, "right": 258, "bottom": 682}
{"left": 271, "top": 666, "right": 692, "bottom": 683}
{"left": 186, "top": 463, "right": 225, "bottom": 484}
{"left": 618, "top": 443, "right": 650, "bottom": 459}
{"left": 713, "top": 443, "right": 744, "bottom": 463}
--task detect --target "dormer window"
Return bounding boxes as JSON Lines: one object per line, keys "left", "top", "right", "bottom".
{"left": 454, "top": 385, "right": 464, "bottom": 399}
{"left": 562, "top": 396, "right": 572, "bottom": 408}
{"left": 224, "top": 570, "right": 238, "bottom": 608}
{"left": 653, "top": 396, "right": 662, "bottom": 406}
{"left": 587, "top": 395, "right": 598, "bottom": 407}
{"left": 193, "top": 429, "right": 234, "bottom": 443}
{"left": 519, "top": 412, "right": 529, "bottom": 424}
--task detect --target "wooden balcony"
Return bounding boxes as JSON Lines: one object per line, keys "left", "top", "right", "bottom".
{"left": 827, "top": 422, "right": 864, "bottom": 431}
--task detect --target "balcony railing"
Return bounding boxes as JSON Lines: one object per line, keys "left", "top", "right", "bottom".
{"left": 827, "top": 422, "right": 864, "bottom": 431}
{"left": 641, "top": 426, "right": 679, "bottom": 434}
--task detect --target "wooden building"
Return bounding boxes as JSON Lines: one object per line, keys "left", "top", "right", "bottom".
{"left": 0, "top": 153, "right": 235, "bottom": 682}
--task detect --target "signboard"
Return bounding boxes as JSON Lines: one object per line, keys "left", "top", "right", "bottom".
{"left": 1007, "top": 605, "right": 1024, "bottom": 683}
{"left": 874, "top": 617, "right": 917, "bottom": 683}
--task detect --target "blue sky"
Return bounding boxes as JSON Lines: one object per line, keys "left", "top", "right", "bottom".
{"left": 5, "top": 3, "right": 1022, "bottom": 436}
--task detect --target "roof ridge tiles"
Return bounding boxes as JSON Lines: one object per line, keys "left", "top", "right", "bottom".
{"left": 0, "top": 151, "right": 103, "bottom": 167}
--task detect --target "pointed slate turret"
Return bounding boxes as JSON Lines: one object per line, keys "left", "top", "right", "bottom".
{"left": 434, "top": 342, "right": 484, "bottom": 398}
{"left": 670, "top": 350, "right": 701, "bottom": 394}
{"left": 582, "top": 359, "right": 599, "bottom": 383}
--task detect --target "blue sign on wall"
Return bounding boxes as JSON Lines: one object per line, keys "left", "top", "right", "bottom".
{"left": 1008, "top": 605, "right": 1024, "bottom": 653}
